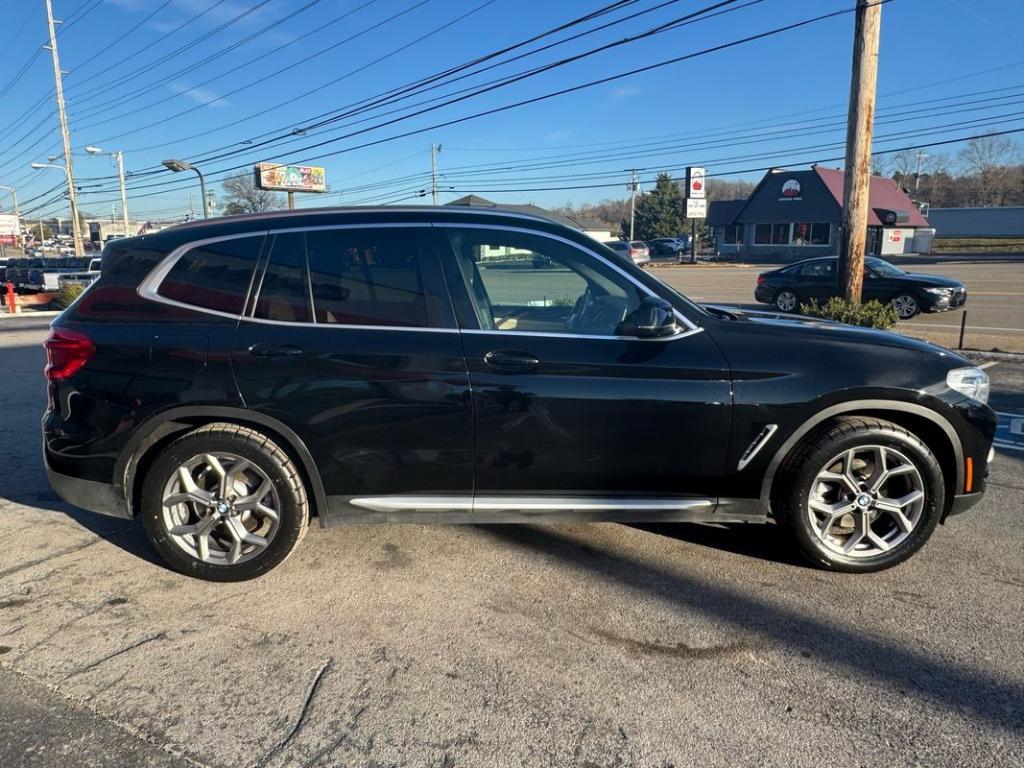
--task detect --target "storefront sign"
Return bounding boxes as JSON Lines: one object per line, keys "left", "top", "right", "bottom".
{"left": 686, "top": 167, "right": 706, "bottom": 199}
{"left": 254, "top": 162, "right": 327, "bottom": 193}
{"left": 779, "top": 179, "right": 802, "bottom": 200}
{"left": 686, "top": 198, "right": 707, "bottom": 218}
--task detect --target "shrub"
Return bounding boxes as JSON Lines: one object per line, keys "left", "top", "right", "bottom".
{"left": 799, "top": 297, "right": 898, "bottom": 330}
{"left": 52, "top": 283, "right": 86, "bottom": 309}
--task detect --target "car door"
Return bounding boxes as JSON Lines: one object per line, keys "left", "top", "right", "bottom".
{"left": 797, "top": 259, "right": 838, "bottom": 302}
{"left": 435, "top": 224, "right": 731, "bottom": 506}
{"left": 231, "top": 225, "right": 474, "bottom": 522}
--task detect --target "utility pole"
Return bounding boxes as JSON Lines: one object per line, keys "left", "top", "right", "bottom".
{"left": 838, "top": 0, "right": 882, "bottom": 304}
{"left": 430, "top": 143, "right": 441, "bottom": 205}
{"left": 44, "top": 0, "right": 85, "bottom": 257}
{"left": 913, "top": 150, "right": 928, "bottom": 193}
{"left": 115, "top": 151, "right": 129, "bottom": 233}
{"left": 628, "top": 169, "right": 638, "bottom": 240}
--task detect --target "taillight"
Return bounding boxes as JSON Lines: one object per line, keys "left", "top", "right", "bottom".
{"left": 44, "top": 328, "right": 95, "bottom": 381}
{"left": 756, "top": 274, "right": 766, "bottom": 285}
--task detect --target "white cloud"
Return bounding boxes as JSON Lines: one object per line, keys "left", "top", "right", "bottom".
{"left": 169, "top": 82, "right": 229, "bottom": 107}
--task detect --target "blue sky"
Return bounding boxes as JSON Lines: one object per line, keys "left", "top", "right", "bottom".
{"left": 0, "top": 0, "right": 1021, "bottom": 222}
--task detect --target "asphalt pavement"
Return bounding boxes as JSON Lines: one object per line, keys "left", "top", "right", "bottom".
{"left": 652, "top": 257, "right": 1024, "bottom": 353}
{"left": 0, "top": 316, "right": 1022, "bottom": 768}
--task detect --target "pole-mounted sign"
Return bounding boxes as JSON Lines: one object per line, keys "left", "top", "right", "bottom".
{"left": 686, "top": 166, "right": 706, "bottom": 200}
{"left": 254, "top": 162, "right": 327, "bottom": 209}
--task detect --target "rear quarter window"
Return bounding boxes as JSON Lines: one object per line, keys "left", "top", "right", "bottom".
{"left": 158, "top": 234, "right": 265, "bottom": 315}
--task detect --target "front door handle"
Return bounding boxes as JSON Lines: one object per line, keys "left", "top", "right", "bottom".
{"left": 484, "top": 349, "right": 540, "bottom": 373}
{"left": 249, "top": 342, "right": 303, "bottom": 361}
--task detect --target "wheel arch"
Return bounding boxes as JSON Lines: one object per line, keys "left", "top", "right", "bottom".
{"left": 115, "top": 406, "right": 329, "bottom": 526}
{"left": 760, "top": 399, "right": 964, "bottom": 514}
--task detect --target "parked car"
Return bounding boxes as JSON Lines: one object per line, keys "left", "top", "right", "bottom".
{"left": 604, "top": 240, "right": 650, "bottom": 266}
{"left": 44, "top": 207, "right": 995, "bottom": 580}
{"left": 754, "top": 256, "right": 967, "bottom": 319}
{"left": 647, "top": 238, "right": 684, "bottom": 257}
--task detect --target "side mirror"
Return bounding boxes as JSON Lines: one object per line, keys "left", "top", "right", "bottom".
{"left": 620, "top": 295, "right": 678, "bottom": 338}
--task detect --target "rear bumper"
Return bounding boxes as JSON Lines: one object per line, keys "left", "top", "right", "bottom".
{"left": 45, "top": 458, "right": 130, "bottom": 519}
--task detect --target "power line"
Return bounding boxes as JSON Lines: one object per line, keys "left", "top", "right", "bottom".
{"left": 70, "top": 0, "right": 328, "bottom": 120}
{"left": 94, "top": 0, "right": 747, "bottom": 180}
{"left": 94, "top": 0, "right": 647, "bottom": 163}
{"left": 53, "top": 0, "right": 901, "bottom": 204}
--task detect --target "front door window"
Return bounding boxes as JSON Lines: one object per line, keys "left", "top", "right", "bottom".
{"left": 444, "top": 228, "right": 646, "bottom": 336}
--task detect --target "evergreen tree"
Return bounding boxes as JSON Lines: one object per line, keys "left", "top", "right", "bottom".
{"left": 631, "top": 173, "right": 686, "bottom": 241}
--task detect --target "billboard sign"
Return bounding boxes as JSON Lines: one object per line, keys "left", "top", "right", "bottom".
{"left": 0, "top": 213, "right": 21, "bottom": 246}
{"left": 254, "top": 162, "right": 327, "bottom": 193}
{"left": 686, "top": 167, "right": 706, "bottom": 199}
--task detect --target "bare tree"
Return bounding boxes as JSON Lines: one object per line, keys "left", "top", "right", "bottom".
{"left": 958, "top": 134, "right": 1021, "bottom": 205}
{"left": 221, "top": 174, "right": 284, "bottom": 214}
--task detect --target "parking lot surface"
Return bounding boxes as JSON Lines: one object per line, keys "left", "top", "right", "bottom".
{"left": 1, "top": 315, "right": 1022, "bottom": 768}
{"left": 654, "top": 258, "right": 1024, "bottom": 353}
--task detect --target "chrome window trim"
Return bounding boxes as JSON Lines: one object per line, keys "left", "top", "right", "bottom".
{"left": 138, "top": 220, "right": 704, "bottom": 342}
{"left": 237, "top": 316, "right": 460, "bottom": 333}
{"left": 435, "top": 222, "right": 703, "bottom": 338}
{"left": 138, "top": 230, "right": 269, "bottom": 321}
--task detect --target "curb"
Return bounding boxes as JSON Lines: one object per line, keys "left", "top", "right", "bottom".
{"left": 0, "top": 310, "right": 61, "bottom": 319}
{"left": 960, "top": 350, "right": 1024, "bottom": 364}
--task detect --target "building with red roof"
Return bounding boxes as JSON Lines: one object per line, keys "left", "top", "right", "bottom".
{"left": 707, "top": 165, "right": 931, "bottom": 257}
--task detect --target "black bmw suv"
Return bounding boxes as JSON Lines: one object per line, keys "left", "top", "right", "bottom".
{"left": 43, "top": 207, "right": 995, "bottom": 580}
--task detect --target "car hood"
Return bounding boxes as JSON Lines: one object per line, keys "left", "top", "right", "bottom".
{"left": 898, "top": 272, "right": 964, "bottom": 288}
{"left": 702, "top": 304, "right": 970, "bottom": 360}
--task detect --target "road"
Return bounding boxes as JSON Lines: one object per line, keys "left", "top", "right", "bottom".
{"left": 652, "top": 259, "right": 1024, "bottom": 353}
{"left": 0, "top": 316, "right": 1022, "bottom": 768}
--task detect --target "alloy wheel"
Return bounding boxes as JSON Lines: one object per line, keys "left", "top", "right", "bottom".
{"left": 806, "top": 445, "right": 925, "bottom": 559}
{"left": 892, "top": 294, "right": 918, "bottom": 319}
{"left": 775, "top": 291, "right": 798, "bottom": 312}
{"left": 161, "top": 452, "right": 280, "bottom": 566}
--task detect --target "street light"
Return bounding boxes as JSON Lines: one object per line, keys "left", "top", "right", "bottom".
{"left": 29, "top": 161, "right": 85, "bottom": 255}
{"left": 162, "top": 159, "right": 209, "bottom": 219}
{"left": 85, "top": 145, "right": 130, "bottom": 235}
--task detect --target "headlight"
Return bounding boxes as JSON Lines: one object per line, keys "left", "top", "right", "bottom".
{"left": 946, "top": 366, "right": 990, "bottom": 404}
{"left": 923, "top": 287, "right": 951, "bottom": 295}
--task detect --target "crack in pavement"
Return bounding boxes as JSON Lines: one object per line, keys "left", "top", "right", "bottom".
{"left": 255, "top": 658, "right": 333, "bottom": 768}
{"left": 0, "top": 524, "right": 134, "bottom": 578}
{"left": 64, "top": 632, "right": 167, "bottom": 680}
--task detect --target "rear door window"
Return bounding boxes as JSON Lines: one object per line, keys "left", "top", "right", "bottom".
{"left": 305, "top": 227, "right": 430, "bottom": 327}
{"left": 158, "top": 234, "right": 264, "bottom": 315}
{"left": 253, "top": 232, "right": 310, "bottom": 323}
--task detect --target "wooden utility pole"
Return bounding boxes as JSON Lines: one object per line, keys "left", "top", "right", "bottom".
{"left": 430, "top": 143, "right": 440, "bottom": 205}
{"left": 628, "top": 169, "right": 638, "bottom": 240}
{"left": 44, "top": 0, "right": 85, "bottom": 257}
{"left": 839, "top": 0, "right": 882, "bottom": 303}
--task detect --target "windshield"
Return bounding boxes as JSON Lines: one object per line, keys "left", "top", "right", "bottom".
{"left": 867, "top": 258, "right": 905, "bottom": 278}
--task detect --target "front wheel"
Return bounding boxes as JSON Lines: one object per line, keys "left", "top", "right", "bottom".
{"left": 891, "top": 292, "right": 919, "bottom": 319}
{"left": 775, "top": 416, "right": 945, "bottom": 572}
{"left": 774, "top": 289, "right": 799, "bottom": 313}
{"left": 141, "top": 423, "right": 309, "bottom": 581}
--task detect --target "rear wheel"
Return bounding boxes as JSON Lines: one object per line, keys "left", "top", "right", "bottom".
{"left": 775, "top": 416, "right": 945, "bottom": 572}
{"left": 774, "top": 289, "right": 799, "bottom": 312}
{"left": 141, "top": 423, "right": 309, "bottom": 581}
{"left": 891, "top": 292, "right": 919, "bottom": 319}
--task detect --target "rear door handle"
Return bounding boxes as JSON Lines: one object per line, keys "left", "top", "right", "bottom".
{"left": 248, "top": 342, "right": 303, "bottom": 361}
{"left": 484, "top": 349, "right": 540, "bottom": 373}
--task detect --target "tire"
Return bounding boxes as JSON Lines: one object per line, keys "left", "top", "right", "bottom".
{"left": 141, "top": 423, "right": 309, "bottom": 581}
{"left": 891, "top": 292, "right": 920, "bottom": 319}
{"left": 774, "top": 289, "right": 799, "bottom": 313}
{"left": 773, "top": 416, "right": 945, "bottom": 573}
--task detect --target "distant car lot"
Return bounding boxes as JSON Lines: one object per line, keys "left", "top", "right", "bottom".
{"left": 1, "top": 313, "right": 1022, "bottom": 767}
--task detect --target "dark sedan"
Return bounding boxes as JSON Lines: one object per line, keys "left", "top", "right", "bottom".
{"left": 754, "top": 256, "right": 967, "bottom": 319}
